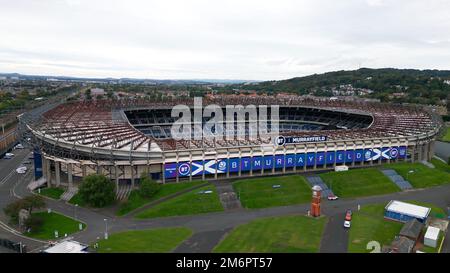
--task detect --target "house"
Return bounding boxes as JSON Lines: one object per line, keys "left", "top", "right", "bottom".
{"left": 384, "top": 236, "right": 415, "bottom": 253}
{"left": 399, "top": 219, "right": 424, "bottom": 241}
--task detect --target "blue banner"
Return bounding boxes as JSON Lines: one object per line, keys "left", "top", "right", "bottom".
{"left": 229, "top": 158, "right": 240, "bottom": 173}
{"left": 274, "top": 155, "right": 284, "bottom": 169}
{"left": 306, "top": 153, "right": 315, "bottom": 166}
{"left": 316, "top": 152, "right": 325, "bottom": 166}
{"left": 164, "top": 162, "right": 178, "bottom": 179}
{"left": 296, "top": 153, "right": 306, "bottom": 167}
{"left": 263, "top": 156, "right": 274, "bottom": 170}
{"left": 326, "top": 151, "right": 335, "bottom": 165}
{"left": 33, "top": 149, "right": 43, "bottom": 180}
{"left": 165, "top": 145, "right": 409, "bottom": 179}
{"left": 336, "top": 150, "right": 345, "bottom": 164}
{"left": 241, "top": 157, "right": 252, "bottom": 171}
{"left": 252, "top": 157, "right": 262, "bottom": 171}
{"left": 345, "top": 150, "right": 354, "bottom": 163}
{"left": 354, "top": 149, "right": 364, "bottom": 162}
{"left": 285, "top": 154, "right": 296, "bottom": 168}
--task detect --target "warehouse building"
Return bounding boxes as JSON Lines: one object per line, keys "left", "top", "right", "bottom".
{"left": 384, "top": 200, "right": 431, "bottom": 223}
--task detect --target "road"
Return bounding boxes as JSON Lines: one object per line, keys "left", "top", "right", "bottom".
{"left": 1, "top": 148, "right": 449, "bottom": 253}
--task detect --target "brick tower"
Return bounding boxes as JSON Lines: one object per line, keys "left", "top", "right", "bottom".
{"left": 311, "top": 185, "right": 322, "bottom": 217}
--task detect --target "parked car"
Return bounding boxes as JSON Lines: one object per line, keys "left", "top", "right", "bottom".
{"left": 15, "top": 144, "right": 24, "bottom": 149}
{"left": 22, "top": 160, "right": 32, "bottom": 165}
{"left": 16, "top": 166, "right": 27, "bottom": 174}
{"left": 3, "top": 153, "right": 14, "bottom": 159}
{"left": 327, "top": 194, "right": 339, "bottom": 201}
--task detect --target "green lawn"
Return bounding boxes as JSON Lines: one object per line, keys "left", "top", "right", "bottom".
{"left": 319, "top": 168, "right": 400, "bottom": 198}
{"left": 232, "top": 175, "right": 312, "bottom": 209}
{"left": 26, "top": 212, "right": 85, "bottom": 240}
{"left": 348, "top": 204, "right": 403, "bottom": 253}
{"left": 441, "top": 127, "right": 450, "bottom": 142}
{"left": 117, "top": 181, "right": 206, "bottom": 216}
{"left": 214, "top": 215, "right": 327, "bottom": 253}
{"left": 431, "top": 158, "right": 450, "bottom": 173}
{"left": 135, "top": 185, "right": 223, "bottom": 219}
{"left": 36, "top": 187, "right": 64, "bottom": 200}
{"left": 94, "top": 227, "right": 192, "bottom": 253}
{"left": 389, "top": 163, "right": 450, "bottom": 188}
{"left": 68, "top": 193, "right": 88, "bottom": 207}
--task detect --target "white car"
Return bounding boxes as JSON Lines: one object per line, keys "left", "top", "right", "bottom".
{"left": 4, "top": 153, "right": 14, "bottom": 159}
{"left": 15, "top": 144, "right": 24, "bottom": 149}
{"left": 16, "top": 166, "right": 27, "bottom": 174}
{"left": 344, "top": 220, "right": 351, "bottom": 228}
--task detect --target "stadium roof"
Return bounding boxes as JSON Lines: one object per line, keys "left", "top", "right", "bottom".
{"left": 29, "top": 96, "right": 441, "bottom": 152}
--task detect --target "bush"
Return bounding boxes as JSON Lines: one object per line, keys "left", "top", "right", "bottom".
{"left": 78, "top": 174, "right": 116, "bottom": 207}
{"left": 139, "top": 173, "right": 161, "bottom": 198}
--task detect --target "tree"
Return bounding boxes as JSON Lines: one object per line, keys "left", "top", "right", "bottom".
{"left": 3, "top": 195, "right": 46, "bottom": 224}
{"left": 22, "top": 195, "right": 45, "bottom": 213}
{"left": 24, "top": 215, "right": 43, "bottom": 232}
{"left": 78, "top": 174, "right": 116, "bottom": 207}
{"left": 139, "top": 173, "right": 161, "bottom": 198}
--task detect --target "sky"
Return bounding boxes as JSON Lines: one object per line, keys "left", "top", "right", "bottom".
{"left": 0, "top": 0, "right": 450, "bottom": 81}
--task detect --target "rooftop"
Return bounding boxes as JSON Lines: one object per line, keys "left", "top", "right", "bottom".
{"left": 385, "top": 200, "right": 431, "bottom": 219}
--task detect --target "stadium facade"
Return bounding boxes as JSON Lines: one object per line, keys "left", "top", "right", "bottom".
{"left": 23, "top": 96, "right": 442, "bottom": 192}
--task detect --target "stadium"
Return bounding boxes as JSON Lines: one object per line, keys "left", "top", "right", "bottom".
{"left": 21, "top": 95, "right": 442, "bottom": 197}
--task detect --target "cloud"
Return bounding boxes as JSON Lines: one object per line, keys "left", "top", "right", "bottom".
{"left": 0, "top": 0, "right": 449, "bottom": 80}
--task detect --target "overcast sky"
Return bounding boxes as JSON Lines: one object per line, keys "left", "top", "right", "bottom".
{"left": 0, "top": 0, "right": 450, "bottom": 80}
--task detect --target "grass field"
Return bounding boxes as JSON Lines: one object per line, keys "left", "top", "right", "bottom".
{"left": 348, "top": 204, "right": 403, "bottom": 253}
{"left": 441, "top": 127, "right": 450, "bottom": 142}
{"left": 135, "top": 185, "right": 223, "bottom": 219}
{"left": 431, "top": 158, "right": 450, "bottom": 173}
{"left": 26, "top": 212, "right": 85, "bottom": 240}
{"left": 68, "top": 193, "right": 88, "bottom": 207}
{"left": 232, "top": 175, "right": 312, "bottom": 209}
{"left": 36, "top": 187, "right": 64, "bottom": 200}
{"left": 117, "top": 181, "right": 206, "bottom": 216}
{"left": 319, "top": 168, "right": 400, "bottom": 198}
{"left": 213, "top": 215, "right": 327, "bottom": 253}
{"left": 389, "top": 163, "right": 450, "bottom": 188}
{"left": 94, "top": 227, "right": 192, "bottom": 253}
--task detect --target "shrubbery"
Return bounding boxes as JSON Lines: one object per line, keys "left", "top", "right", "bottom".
{"left": 78, "top": 174, "right": 116, "bottom": 207}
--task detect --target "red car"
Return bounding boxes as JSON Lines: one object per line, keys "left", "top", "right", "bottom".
{"left": 345, "top": 210, "right": 352, "bottom": 221}
{"left": 327, "top": 194, "right": 339, "bottom": 201}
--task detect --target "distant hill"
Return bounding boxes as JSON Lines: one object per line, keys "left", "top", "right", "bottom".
{"left": 231, "top": 68, "right": 450, "bottom": 105}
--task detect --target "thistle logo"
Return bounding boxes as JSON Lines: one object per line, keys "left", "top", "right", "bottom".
{"left": 390, "top": 148, "right": 398, "bottom": 158}
{"left": 365, "top": 150, "right": 372, "bottom": 160}
{"left": 217, "top": 160, "right": 227, "bottom": 171}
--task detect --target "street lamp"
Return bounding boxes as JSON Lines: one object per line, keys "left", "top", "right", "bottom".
{"left": 104, "top": 218, "right": 108, "bottom": 240}
{"left": 74, "top": 204, "right": 78, "bottom": 220}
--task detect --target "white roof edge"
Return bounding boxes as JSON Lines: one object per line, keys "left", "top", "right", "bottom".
{"left": 385, "top": 200, "right": 431, "bottom": 219}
